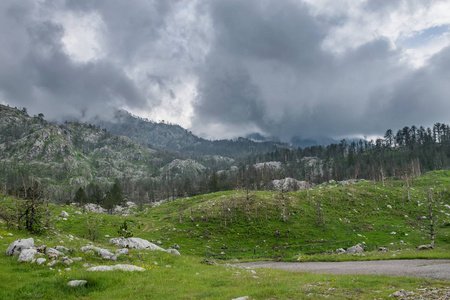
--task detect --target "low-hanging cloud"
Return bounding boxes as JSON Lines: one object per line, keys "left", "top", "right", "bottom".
{"left": 0, "top": 0, "right": 449, "bottom": 143}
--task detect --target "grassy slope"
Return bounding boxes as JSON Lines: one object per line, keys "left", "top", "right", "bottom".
{"left": 1, "top": 171, "right": 450, "bottom": 299}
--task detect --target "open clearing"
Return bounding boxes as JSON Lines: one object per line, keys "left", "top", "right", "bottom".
{"left": 236, "top": 259, "right": 450, "bottom": 281}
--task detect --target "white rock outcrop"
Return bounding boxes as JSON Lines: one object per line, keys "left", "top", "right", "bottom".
{"left": 6, "top": 238, "right": 34, "bottom": 256}
{"left": 18, "top": 248, "right": 37, "bottom": 262}
{"left": 109, "top": 237, "right": 166, "bottom": 252}
{"left": 87, "top": 264, "right": 145, "bottom": 272}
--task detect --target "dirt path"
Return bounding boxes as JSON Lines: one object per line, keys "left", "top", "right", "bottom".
{"left": 236, "top": 259, "right": 450, "bottom": 281}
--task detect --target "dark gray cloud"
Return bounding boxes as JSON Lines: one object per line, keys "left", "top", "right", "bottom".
{"left": 191, "top": 0, "right": 450, "bottom": 141}
{"left": 1, "top": 0, "right": 449, "bottom": 142}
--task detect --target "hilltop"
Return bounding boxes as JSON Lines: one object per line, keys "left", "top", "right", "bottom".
{"left": 90, "top": 109, "right": 288, "bottom": 158}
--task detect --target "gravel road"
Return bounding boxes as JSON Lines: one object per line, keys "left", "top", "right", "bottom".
{"left": 236, "top": 259, "right": 450, "bottom": 281}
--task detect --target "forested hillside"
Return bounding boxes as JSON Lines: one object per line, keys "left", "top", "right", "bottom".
{"left": 91, "top": 109, "right": 287, "bottom": 158}
{"left": 1, "top": 104, "right": 450, "bottom": 208}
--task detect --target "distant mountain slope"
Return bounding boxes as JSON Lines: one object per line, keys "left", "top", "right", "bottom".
{"left": 91, "top": 109, "right": 288, "bottom": 158}
{"left": 0, "top": 105, "right": 161, "bottom": 198}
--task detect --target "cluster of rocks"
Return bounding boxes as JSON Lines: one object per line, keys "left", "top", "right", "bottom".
{"left": 6, "top": 238, "right": 79, "bottom": 266}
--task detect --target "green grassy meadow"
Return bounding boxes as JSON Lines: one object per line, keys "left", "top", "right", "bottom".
{"left": 1, "top": 171, "right": 450, "bottom": 299}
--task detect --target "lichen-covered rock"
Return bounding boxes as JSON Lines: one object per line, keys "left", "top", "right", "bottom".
{"left": 18, "top": 249, "right": 37, "bottom": 262}
{"left": 6, "top": 238, "right": 34, "bottom": 256}
{"left": 109, "top": 237, "right": 166, "bottom": 251}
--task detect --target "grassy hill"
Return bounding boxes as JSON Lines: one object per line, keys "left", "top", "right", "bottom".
{"left": 1, "top": 171, "right": 449, "bottom": 299}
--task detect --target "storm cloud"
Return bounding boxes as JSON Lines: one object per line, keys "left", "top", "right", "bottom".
{"left": 1, "top": 0, "right": 449, "bottom": 142}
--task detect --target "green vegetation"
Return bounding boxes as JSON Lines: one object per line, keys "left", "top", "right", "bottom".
{"left": 1, "top": 172, "right": 449, "bottom": 299}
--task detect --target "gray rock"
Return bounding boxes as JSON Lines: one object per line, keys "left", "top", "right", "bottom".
{"left": 168, "top": 248, "right": 181, "bottom": 255}
{"left": 6, "top": 238, "right": 34, "bottom": 256}
{"left": 174, "top": 243, "right": 180, "bottom": 249}
{"left": 98, "top": 248, "right": 115, "bottom": 259}
{"left": 109, "top": 237, "right": 166, "bottom": 252}
{"left": 335, "top": 248, "right": 346, "bottom": 254}
{"left": 36, "top": 258, "right": 47, "bottom": 265}
{"left": 157, "top": 240, "right": 162, "bottom": 245}
{"left": 72, "top": 257, "right": 83, "bottom": 262}
{"left": 111, "top": 255, "right": 118, "bottom": 261}
{"left": 54, "top": 246, "right": 69, "bottom": 252}
{"left": 59, "top": 211, "right": 69, "bottom": 217}
{"left": 47, "top": 260, "right": 57, "bottom": 266}
{"left": 416, "top": 244, "right": 434, "bottom": 250}
{"left": 45, "top": 248, "right": 64, "bottom": 258}
{"left": 83, "top": 263, "right": 94, "bottom": 268}
{"left": 81, "top": 245, "right": 101, "bottom": 252}
{"left": 67, "top": 280, "right": 87, "bottom": 287}
{"left": 346, "top": 244, "right": 364, "bottom": 254}
{"left": 18, "top": 249, "right": 37, "bottom": 262}
{"left": 232, "top": 297, "right": 249, "bottom": 300}
{"left": 62, "top": 257, "right": 73, "bottom": 265}
{"left": 33, "top": 245, "right": 47, "bottom": 253}
{"left": 87, "top": 264, "right": 145, "bottom": 272}
{"left": 378, "top": 247, "right": 388, "bottom": 252}
{"left": 389, "top": 289, "right": 415, "bottom": 297}
{"left": 115, "top": 248, "right": 129, "bottom": 255}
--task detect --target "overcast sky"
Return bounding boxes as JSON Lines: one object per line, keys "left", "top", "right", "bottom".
{"left": 1, "top": 0, "right": 450, "bottom": 142}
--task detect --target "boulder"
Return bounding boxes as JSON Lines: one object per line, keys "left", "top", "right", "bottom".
{"left": 54, "top": 246, "right": 69, "bottom": 252}
{"left": 36, "top": 258, "right": 46, "bottom": 265}
{"left": 67, "top": 280, "right": 87, "bottom": 287}
{"left": 18, "top": 249, "right": 37, "bottom": 262}
{"left": 346, "top": 244, "right": 364, "bottom": 254}
{"left": 62, "top": 257, "right": 74, "bottom": 265}
{"left": 87, "top": 264, "right": 145, "bottom": 272}
{"left": 33, "top": 245, "right": 47, "bottom": 253}
{"left": 6, "top": 238, "right": 34, "bottom": 256}
{"left": 45, "top": 248, "right": 64, "bottom": 259}
{"left": 335, "top": 248, "right": 346, "bottom": 254}
{"left": 59, "top": 211, "right": 69, "bottom": 217}
{"left": 115, "top": 248, "right": 129, "bottom": 255}
{"left": 98, "top": 249, "right": 115, "bottom": 260}
{"left": 168, "top": 248, "right": 181, "bottom": 256}
{"left": 109, "top": 237, "right": 166, "bottom": 252}
{"left": 416, "top": 244, "right": 434, "bottom": 250}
